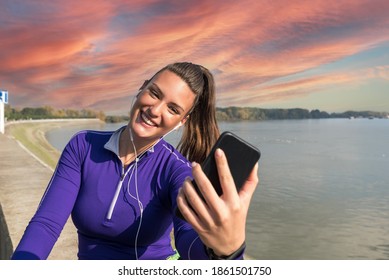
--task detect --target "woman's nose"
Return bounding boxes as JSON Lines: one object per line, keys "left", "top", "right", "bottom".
{"left": 148, "top": 100, "right": 164, "bottom": 117}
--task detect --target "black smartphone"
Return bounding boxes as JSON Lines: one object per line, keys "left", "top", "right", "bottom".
{"left": 176, "top": 131, "right": 261, "bottom": 220}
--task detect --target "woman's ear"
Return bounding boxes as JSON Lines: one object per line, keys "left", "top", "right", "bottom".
{"left": 181, "top": 115, "right": 189, "bottom": 125}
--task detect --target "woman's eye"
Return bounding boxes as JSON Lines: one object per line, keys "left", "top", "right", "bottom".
{"left": 149, "top": 89, "right": 158, "bottom": 98}
{"left": 168, "top": 106, "right": 179, "bottom": 114}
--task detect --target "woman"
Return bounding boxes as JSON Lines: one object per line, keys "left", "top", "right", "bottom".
{"left": 11, "top": 62, "right": 259, "bottom": 260}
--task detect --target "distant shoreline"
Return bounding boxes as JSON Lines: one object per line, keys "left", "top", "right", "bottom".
{"left": 5, "top": 104, "right": 389, "bottom": 124}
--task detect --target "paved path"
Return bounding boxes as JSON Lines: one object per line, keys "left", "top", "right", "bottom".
{"left": 0, "top": 132, "right": 78, "bottom": 260}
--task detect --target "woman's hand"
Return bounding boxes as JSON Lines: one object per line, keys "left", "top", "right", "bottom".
{"left": 177, "top": 148, "right": 259, "bottom": 256}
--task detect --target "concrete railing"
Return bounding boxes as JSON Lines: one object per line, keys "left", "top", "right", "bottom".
{"left": 0, "top": 203, "right": 13, "bottom": 259}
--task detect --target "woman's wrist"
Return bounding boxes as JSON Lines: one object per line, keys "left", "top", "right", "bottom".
{"left": 205, "top": 241, "right": 246, "bottom": 260}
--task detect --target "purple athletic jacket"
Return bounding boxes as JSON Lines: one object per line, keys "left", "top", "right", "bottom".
{"left": 12, "top": 126, "right": 216, "bottom": 260}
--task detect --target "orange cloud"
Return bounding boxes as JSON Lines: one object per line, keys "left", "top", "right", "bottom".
{"left": 1, "top": 0, "right": 388, "bottom": 112}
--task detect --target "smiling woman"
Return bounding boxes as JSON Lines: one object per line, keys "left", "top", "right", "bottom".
{"left": 11, "top": 62, "right": 259, "bottom": 260}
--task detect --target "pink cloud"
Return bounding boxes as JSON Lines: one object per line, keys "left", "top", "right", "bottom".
{"left": 1, "top": 0, "right": 388, "bottom": 112}
{"left": 367, "top": 65, "right": 389, "bottom": 80}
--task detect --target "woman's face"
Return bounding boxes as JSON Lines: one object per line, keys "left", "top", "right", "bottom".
{"left": 129, "top": 69, "right": 196, "bottom": 142}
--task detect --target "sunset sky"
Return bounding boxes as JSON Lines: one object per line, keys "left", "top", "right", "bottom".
{"left": 1, "top": 0, "right": 389, "bottom": 114}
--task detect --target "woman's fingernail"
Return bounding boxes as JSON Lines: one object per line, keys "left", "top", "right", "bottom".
{"left": 191, "top": 161, "right": 198, "bottom": 168}
{"left": 215, "top": 148, "right": 223, "bottom": 157}
{"left": 185, "top": 176, "right": 192, "bottom": 181}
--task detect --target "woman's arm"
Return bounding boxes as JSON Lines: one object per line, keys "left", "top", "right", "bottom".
{"left": 11, "top": 133, "right": 85, "bottom": 260}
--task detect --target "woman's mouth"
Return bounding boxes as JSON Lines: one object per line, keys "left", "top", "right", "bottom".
{"left": 140, "top": 111, "right": 157, "bottom": 127}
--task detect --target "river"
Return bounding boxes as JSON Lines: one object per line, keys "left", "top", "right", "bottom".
{"left": 46, "top": 118, "right": 389, "bottom": 259}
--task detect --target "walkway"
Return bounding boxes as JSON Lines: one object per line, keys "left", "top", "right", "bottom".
{"left": 0, "top": 132, "right": 78, "bottom": 259}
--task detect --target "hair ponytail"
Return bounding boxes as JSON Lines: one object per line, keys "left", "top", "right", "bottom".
{"left": 170, "top": 64, "right": 220, "bottom": 163}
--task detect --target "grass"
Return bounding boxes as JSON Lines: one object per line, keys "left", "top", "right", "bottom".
{"left": 7, "top": 123, "right": 61, "bottom": 169}
{"left": 6, "top": 119, "right": 103, "bottom": 169}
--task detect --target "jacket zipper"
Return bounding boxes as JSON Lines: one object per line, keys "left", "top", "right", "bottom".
{"left": 106, "top": 163, "right": 132, "bottom": 220}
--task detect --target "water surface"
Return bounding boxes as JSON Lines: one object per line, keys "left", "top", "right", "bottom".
{"left": 46, "top": 119, "right": 389, "bottom": 259}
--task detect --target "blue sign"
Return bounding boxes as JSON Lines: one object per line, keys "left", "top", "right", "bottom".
{"left": 0, "top": 90, "right": 8, "bottom": 104}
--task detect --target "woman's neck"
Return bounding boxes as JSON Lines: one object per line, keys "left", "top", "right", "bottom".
{"left": 119, "top": 126, "right": 157, "bottom": 166}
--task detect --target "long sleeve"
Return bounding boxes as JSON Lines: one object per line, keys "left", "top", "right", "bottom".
{"left": 173, "top": 215, "right": 209, "bottom": 259}
{"left": 167, "top": 165, "right": 209, "bottom": 259}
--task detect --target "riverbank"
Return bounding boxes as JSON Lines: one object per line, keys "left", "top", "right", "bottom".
{"left": 5, "top": 119, "right": 104, "bottom": 170}
{"left": 0, "top": 119, "right": 102, "bottom": 260}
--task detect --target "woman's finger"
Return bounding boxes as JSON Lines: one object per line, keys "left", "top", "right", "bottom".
{"left": 214, "top": 148, "right": 239, "bottom": 201}
{"left": 191, "top": 161, "right": 223, "bottom": 213}
{"left": 177, "top": 178, "right": 214, "bottom": 231}
{"left": 239, "top": 163, "right": 259, "bottom": 205}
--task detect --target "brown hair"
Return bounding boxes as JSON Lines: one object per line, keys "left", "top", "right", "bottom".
{"left": 152, "top": 62, "right": 220, "bottom": 163}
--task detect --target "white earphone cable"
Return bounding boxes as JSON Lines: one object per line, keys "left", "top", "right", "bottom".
{"left": 129, "top": 128, "right": 144, "bottom": 260}
{"left": 127, "top": 93, "right": 183, "bottom": 259}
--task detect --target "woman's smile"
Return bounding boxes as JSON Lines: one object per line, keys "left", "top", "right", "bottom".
{"left": 139, "top": 110, "right": 157, "bottom": 127}
{"left": 130, "top": 69, "right": 196, "bottom": 140}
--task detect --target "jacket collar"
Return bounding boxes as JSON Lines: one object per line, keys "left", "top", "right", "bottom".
{"left": 103, "top": 126, "right": 125, "bottom": 157}
{"left": 104, "top": 125, "right": 158, "bottom": 158}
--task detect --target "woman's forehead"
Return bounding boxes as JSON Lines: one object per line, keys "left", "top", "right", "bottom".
{"left": 150, "top": 70, "right": 196, "bottom": 111}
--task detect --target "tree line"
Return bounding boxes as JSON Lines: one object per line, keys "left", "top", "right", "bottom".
{"left": 4, "top": 105, "right": 106, "bottom": 121}
{"left": 4, "top": 104, "right": 388, "bottom": 123}
{"left": 216, "top": 107, "right": 389, "bottom": 121}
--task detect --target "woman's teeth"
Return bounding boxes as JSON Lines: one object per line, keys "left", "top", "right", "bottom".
{"left": 141, "top": 112, "right": 155, "bottom": 126}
